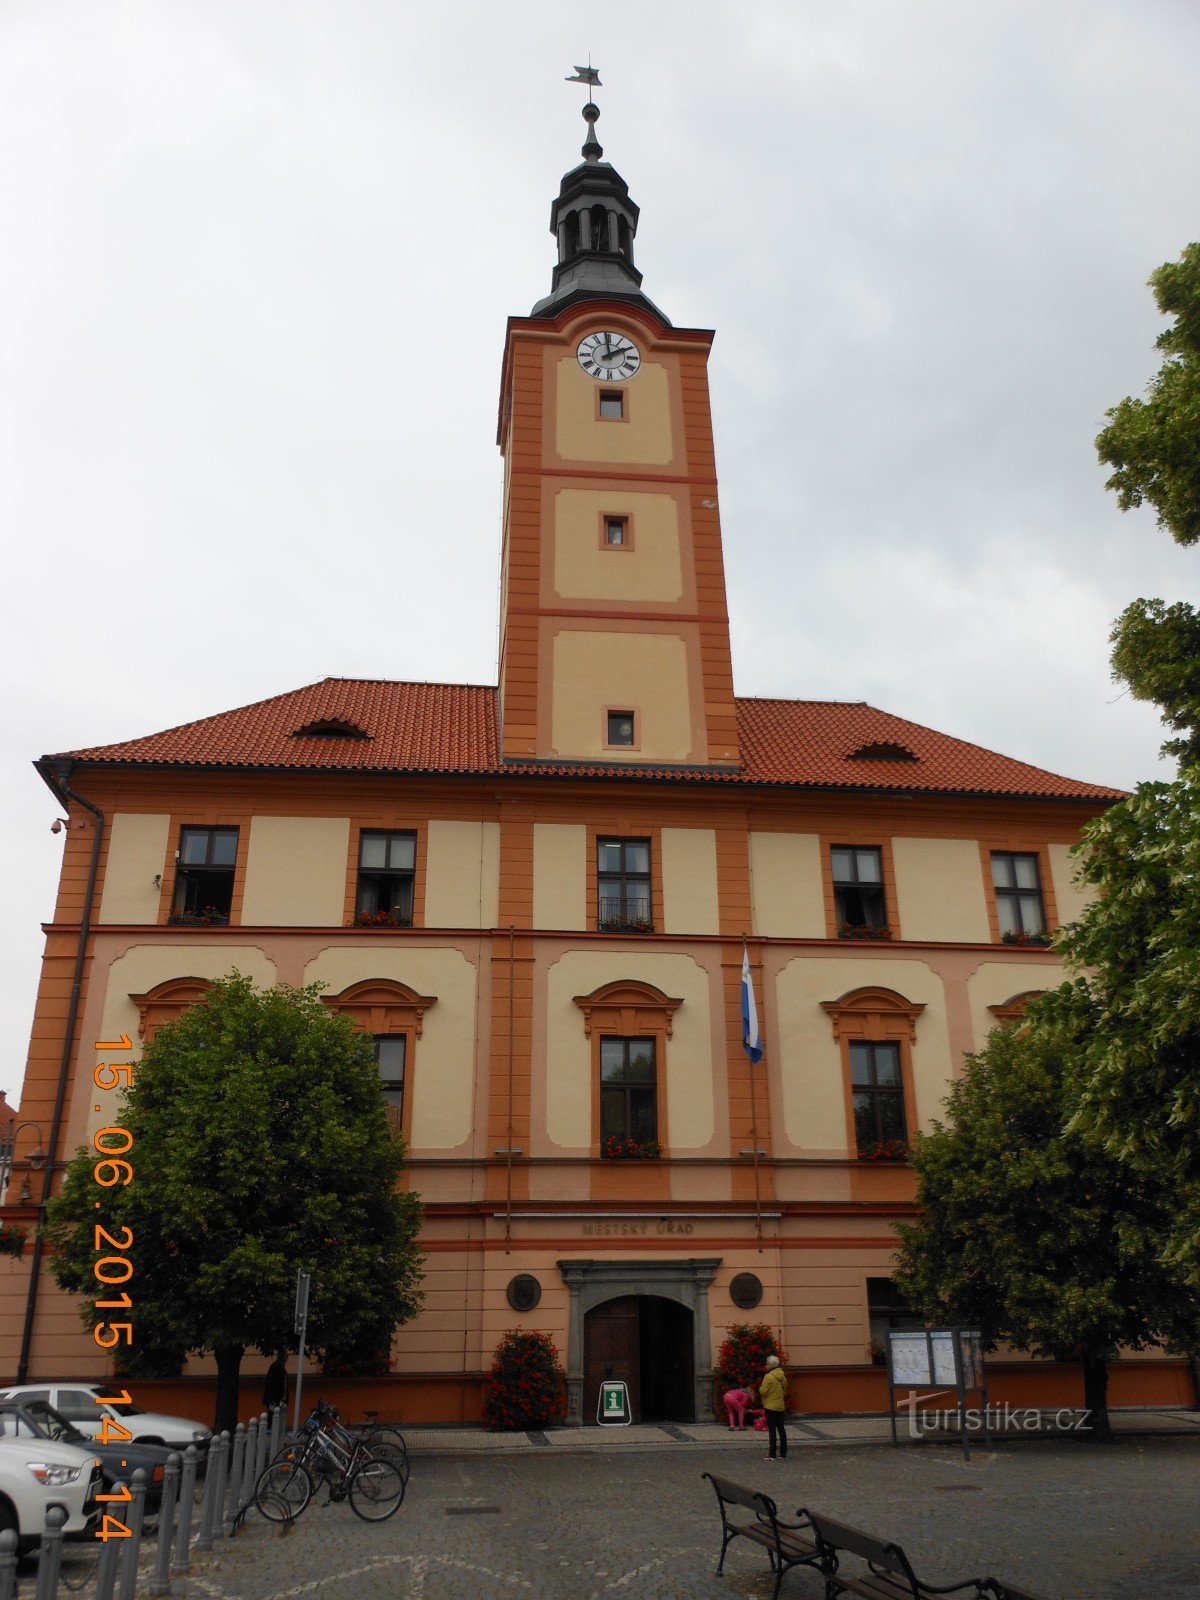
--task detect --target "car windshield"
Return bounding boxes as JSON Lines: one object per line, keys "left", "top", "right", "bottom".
{"left": 26, "top": 1401, "right": 87, "bottom": 1444}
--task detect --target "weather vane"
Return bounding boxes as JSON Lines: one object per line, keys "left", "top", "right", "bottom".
{"left": 565, "top": 59, "right": 603, "bottom": 161}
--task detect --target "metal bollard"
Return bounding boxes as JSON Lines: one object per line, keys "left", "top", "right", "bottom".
{"left": 196, "top": 1431, "right": 226, "bottom": 1552}
{"left": 33, "top": 1505, "right": 67, "bottom": 1600}
{"left": 172, "top": 1444, "right": 199, "bottom": 1576}
{"left": 255, "top": 1410, "right": 271, "bottom": 1478}
{"left": 116, "top": 1469, "right": 147, "bottom": 1600}
{"left": 211, "top": 1429, "right": 230, "bottom": 1541}
{"left": 270, "top": 1403, "right": 286, "bottom": 1457}
{"left": 94, "top": 1529, "right": 122, "bottom": 1600}
{"left": 0, "top": 1529, "right": 19, "bottom": 1600}
{"left": 225, "top": 1422, "right": 246, "bottom": 1534}
{"left": 243, "top": 1417, "right": 259, "bottom": 1503}
{"left": 149, "top": 1452, "right": 180, "bottom": 1596}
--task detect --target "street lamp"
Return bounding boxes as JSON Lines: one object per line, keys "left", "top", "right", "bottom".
{"left": 1, "top": 1120, "right": 47, "bottom": 1200}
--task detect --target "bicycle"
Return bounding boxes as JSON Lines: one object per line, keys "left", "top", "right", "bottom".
{"left": 254, "top": 1401, "right": 405, "bottom": 1523}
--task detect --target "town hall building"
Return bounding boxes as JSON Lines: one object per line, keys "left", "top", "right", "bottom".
{"left": 4, "top": 98, "right": 1190, "bottom": 1423}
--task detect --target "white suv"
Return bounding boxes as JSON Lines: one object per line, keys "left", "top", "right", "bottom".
{"left": 0, "top": 1434, "right": 102, "bottom": 1554}
{"left": 0, "top": 1385, "right": 211, "bottom": 1450}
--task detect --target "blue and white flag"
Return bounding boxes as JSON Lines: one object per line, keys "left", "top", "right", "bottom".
{"left": 740, "top": 946, "right": 763, "bottom": 1064}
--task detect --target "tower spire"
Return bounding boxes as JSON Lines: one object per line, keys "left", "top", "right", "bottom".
{"left": 531, "top": 66, "right": 669, "bottom": 323}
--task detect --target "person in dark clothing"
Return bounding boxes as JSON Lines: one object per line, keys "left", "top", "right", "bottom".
{"left": 263, "top": 1351, "right": 288, "bottom": 1410}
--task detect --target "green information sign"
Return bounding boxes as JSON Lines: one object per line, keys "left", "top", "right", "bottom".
{"left": 597, "top": 1379, "right": 631, "bottom": 1426}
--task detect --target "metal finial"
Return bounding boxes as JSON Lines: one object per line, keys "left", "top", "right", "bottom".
{"left": 581, "top": 100, "right": 603, "bottom": 163}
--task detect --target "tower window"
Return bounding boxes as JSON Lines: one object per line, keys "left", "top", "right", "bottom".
{"left": 604, "top": 517, "right": 627, "bottom": 546}
{"left": 599, "top": 391, "right": 624, "bottom": 420}
{"left": 590, "top": 203, "right": 611, "bottom": 252}
{"left": 606, "top": 711, "right": 635, "bottom": 747}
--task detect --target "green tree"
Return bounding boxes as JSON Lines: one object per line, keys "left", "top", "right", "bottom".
{"left": 45, "top": 974, "right": 424, "bottom": 1434}
{"left": 893, "top": 992, "right": 1197, "bottom": 1439}
{"left": 1097, "top": 242, "right": 1200, "bottom": 761}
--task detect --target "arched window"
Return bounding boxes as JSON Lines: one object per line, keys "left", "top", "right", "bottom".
{"left": 590, "top": 203, "right": 610, "bottom": 252}
{"left": 563, "top": 210, "right": 581, "bottom": 259}
{"left": 988, "top": 990, "right": 1045, "bottom": 1027}
{"left": 129, "top": 977, "right": 212, "bottom": 1043}
{"left": 572, "top": 979, "right": 682, "bottom": 1159}
{"left": 322, "top": 979, "right": 436, "bottom": 1137}
{"left": 820, "top": 987, "right": 924, "bottom": 1161}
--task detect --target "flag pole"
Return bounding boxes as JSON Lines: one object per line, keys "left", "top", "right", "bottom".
{"left": 741, "top": 936, "right": 765, "bottom": 1254}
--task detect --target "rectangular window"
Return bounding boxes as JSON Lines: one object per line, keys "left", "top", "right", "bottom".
{"left": 606, "top": 710, "right": 635, "bottom": 747}
{"left": 356, "top": 831, "right": 416, "bottom": 927}
{"left": 597, "top": 837, "right": 652, "bottom": 931}
{"left": 373, "top": 1035, "right": 407, "bottom": 1120}
{"left": 831, "top": 845, "right": 887, "bottom": 931}
{"left": 867, "top": 1278, "right": 923, "bottom": 1358}
{"left": 604, "top": 516, "right": 627, "bottom": 546}
{"left": 850, "top": 1041, "right": 907, "bottom": 1157}
{"left": 171, "top": 826, "right": 238, "bottom": 924}
{"left": 600, "top": 1036, "right": 658, "bottom": 1154}
{"left": 599, "top": 390, "right": 624, "bottom": 420}
{"left": 991, "top": 851, "right": 1046, "bottom": 938}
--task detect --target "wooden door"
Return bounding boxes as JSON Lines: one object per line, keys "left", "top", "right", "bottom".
{"left": 584, "top": 1296, "right": 641, "bottom": 1423}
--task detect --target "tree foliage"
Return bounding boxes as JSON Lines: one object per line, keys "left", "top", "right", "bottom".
{"left": 1096, "top": 242, "right": 1200, "bottom": 548}
{"left": 893, "top": 991, "right": 1198, "bottom": 1436}
{"left": 45, "top": 973, "right": 424, "bottom": 1431}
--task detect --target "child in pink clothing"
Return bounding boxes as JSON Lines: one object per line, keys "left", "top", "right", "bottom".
{"left": 723, "top": 1386, "right": 753, "bottom": 1429}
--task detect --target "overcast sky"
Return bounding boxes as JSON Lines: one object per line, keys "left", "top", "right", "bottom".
{"left": 3, "top": 1, "right": 1198, "bottom": 1100}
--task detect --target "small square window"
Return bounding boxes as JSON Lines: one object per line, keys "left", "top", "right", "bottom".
{"left": 599, "top": 391, "right": 624, "bottom": 420}
{"left": 607, "top": 710, "right": 635, "bottom": 747}
{"left": 604, "top": 517, "right": 627, "bottom": 546}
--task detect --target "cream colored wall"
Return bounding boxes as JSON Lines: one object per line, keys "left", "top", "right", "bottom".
{"left": 966, "top": 961, "right": 1058, "bottom": 1052}
{"left": 749, "top": 833, "right": 825, "bottom": 939}
{"left": 551, "top": 630, "right": 693, "bottom": 761}
{"left": 1047, "top": 842, "right": 1096, "bottom": 927}
{"left": 774, "top": 957, "right": 953, "bottom": 1152}
{"left": 241, "top": 817, "right": 349, "bottom": 926}
{"left": 891, "top": 837, "right": 990, "bottom": 942}
{"left": 532, "top": 824, "right": 587, "bottom": 930}
{"left": 544, "top": 951, "right": 714, "bottom": 1151}
{"left": 424, "top": 820, "right": 500, "bottom": 929}
{"left": 97, "top": 814, "right": 170, "bottom": 924}
{"left": 89, "top": 945, "right": 278, "bottom": 1148}
{"left": 552, "top": 488, "right": 683, "bottom": 603}
{"left": 304, "top": 946, "right": 477, "bottom": 1150}
{"left": 660, "top": 828, "right": 719, "bottom": 935}
{"left": 554, "top": 358, "right": 673, "bottom": 465}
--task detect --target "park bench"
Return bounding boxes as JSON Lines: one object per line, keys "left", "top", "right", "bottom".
{"left": 700, "top": 1473, "right": 822, "bottom": 1600}
{"left": 808, "top": 1512, "right": 994, "bottom": 1600}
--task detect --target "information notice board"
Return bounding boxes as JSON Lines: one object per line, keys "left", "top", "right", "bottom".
{"left": 885, "top": 1328, "right": 988, "bottom": 1460}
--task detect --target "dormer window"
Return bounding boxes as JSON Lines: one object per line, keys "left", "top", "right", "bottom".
{"left": 292, "top": 718, "right": 370, "bottom": 741}
{"left": 848, "top": 741, "right": 917, "bottom": 762}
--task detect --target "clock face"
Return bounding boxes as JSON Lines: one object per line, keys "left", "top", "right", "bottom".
{"left": 577, "top": 331, "right": 642, "bottom": 382}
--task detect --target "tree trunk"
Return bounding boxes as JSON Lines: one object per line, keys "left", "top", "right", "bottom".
{"left": 213, "top": 1343, "right": 245, "bottom": 1437}
{"left": 1080, "top": 1352, "right": 1112, "bottom": 1441}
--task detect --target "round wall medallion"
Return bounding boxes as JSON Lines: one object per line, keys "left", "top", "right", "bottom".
{"left": 730, "top": 1272, "right": 763, "bottom": 1310}
{"left": 506, "top": 1273, "right": 542, "bottom": 1313}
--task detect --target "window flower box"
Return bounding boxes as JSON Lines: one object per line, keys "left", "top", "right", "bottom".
{"left": 837, "top": 922, "right": 893, "bottom": 941}
{"left": 857, "top": 1138, "right": 908, "bottom": 1162}
{"left": 598, "top": 915, "right": 654, "bottom": 934}
{"left": 1001, "top": 929, "right": 1052, "bottom": 947}
{"left": 168, "top": 908, "right": 230, "bottom": 927}
{"left": 355, "top": 910, "right": 414, "bottom": 929}
{"left": 601, "top": 1135, "right": 661, "bottom": 1161}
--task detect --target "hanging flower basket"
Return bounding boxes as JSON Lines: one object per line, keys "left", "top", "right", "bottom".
{"left": 0, "top": 1223, "right": 29, "bottom": 1258}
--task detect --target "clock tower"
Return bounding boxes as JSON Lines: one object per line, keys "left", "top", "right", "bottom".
{"left": 496, "top": 100, "right": 740, "bottom": 770}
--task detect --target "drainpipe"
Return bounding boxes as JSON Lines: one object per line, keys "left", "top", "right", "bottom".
{"left": 18, "top": 761, "right": 105, "bottom": 1383}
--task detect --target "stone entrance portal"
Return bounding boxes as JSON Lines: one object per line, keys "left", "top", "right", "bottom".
{"left": 558, "top": 1257, "right": 720, "bottom": 1426}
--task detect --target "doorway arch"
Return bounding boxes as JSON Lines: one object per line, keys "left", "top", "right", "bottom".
{"left": 584, "top": 1294, "right": 695, "bottom": 1423}
{"left": 558, "top": 1257, "right": 721, "bottom": 1426}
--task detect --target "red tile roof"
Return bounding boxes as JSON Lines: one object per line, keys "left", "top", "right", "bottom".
{"left": 51, "top": 677, "right": 1123, "bottom": 802}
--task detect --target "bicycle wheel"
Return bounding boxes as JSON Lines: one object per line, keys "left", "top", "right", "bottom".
{"left": 255, "top": 1458, "right": 314, "bottom": 1522}
{"left": 360, "top": 1438, "right": 409, "bottom": 1484}
{"left": 347, "top": 1456, "right": 405, "bottom": 1521}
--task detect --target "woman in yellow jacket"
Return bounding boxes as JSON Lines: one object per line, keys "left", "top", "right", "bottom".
{"left": 759, "top": 1353, "right": 788, "bottom": 1461}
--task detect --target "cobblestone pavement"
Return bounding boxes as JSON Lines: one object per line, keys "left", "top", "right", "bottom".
{"left": 174, "top": 1432, "right": 1200, "bottom": 1600}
